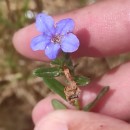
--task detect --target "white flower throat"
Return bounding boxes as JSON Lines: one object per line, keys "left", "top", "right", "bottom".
{"left": 51, "top": 35, "right": 61, "bottom": 44}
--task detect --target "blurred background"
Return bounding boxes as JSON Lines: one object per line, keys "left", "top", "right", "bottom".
{"left": 0, "top": 0, "right": 130, "bottom": 130}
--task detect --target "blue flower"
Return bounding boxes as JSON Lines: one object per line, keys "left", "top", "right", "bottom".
{"left": 31, "top": 13, "right": 80, "bottom": 59}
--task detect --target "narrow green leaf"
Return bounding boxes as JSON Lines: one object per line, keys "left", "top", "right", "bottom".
{"left": 51, "top": 99, "right": 67, "bottom": 110}
{"left": 33, "top": 67, "right": 63, "bottom": 78}
{"left": 74, "top": 76, "right": 90, "bottom": 86}
{"left": 83, "top": 86, "right": 109, "bottom": 111}
{"left": 43, "top": 77, "right": 66, "bottom": 99}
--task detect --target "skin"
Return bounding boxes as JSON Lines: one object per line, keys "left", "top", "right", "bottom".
{"left": 13, "top": 0, "right": 130, "bottom": 129}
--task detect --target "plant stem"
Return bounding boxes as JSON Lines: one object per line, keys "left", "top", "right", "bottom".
{"left": 63, "top": 61, "right": 81, "bottom": 109}
{"left": 74, "top": 99, "right": 81, "bottom": 110}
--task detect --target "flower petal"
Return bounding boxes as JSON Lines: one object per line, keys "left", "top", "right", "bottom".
{"left": 61, "top": 33, "right": 80, "bottom": 52}
{"left": 36, "top": 13, "right": 55, "bottom": 35}
{"left": 45, "top": 43, "right": 61, "bottom": 59}
{"left": 55, "top": 19, "right": 74, "bottom": 35}
{"left": 31, "top": 35, "right": 50, "bottom": 51}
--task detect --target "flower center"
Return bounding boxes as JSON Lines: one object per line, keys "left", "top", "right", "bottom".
{"left": 51, "top": 35, "right": 61, "bottom": 44}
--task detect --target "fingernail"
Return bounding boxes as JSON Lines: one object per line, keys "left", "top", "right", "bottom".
{"left": 50, "top": 123, "right": 68, "bottom": 130}
{"left": 82, "top": 91, "right": 97, "bottom": 105}
{"left": 35, "top": 121, "right": 68, "bottom": 130}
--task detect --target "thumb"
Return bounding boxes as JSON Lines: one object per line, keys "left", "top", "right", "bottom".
{"left": 34, "top": 110, "right": 130, "bottom": 130}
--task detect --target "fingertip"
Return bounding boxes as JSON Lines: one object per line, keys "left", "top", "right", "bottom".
{"left": 32, "top": 94, "right": 74, "bottom": 124}
{"left": 32, "top": 95, "right": 54, "bottom": 124}
{"left": 34, "top": 110, "right": 130, "bottom": 130}
{"left": 32, "top": 100, "right": 44, "bottom": 124}
{"left": 12, "top": 24, "right": 49, "bottom": 61}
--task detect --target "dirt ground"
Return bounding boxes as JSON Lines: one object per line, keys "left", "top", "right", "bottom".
{"left": 0, "top": 0, "right": 130, "bottom": 130}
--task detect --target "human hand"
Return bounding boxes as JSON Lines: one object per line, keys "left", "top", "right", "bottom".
{"left": 13, "top": 0, "right": 130, "bottom": 130}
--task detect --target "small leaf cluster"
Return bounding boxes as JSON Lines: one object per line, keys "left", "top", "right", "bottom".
{"left": 33, "top": 54, "right": 90, "bottom": 100}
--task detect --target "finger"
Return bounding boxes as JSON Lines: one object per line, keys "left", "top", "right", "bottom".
{"left": 13, "top": 0, "right": 130, "bottom": 61}
{"left": 32, "top": 62, "right": 130, "bottom": 123}
{"left": 34, "top": 110, "right": 130, "bottom": 130}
